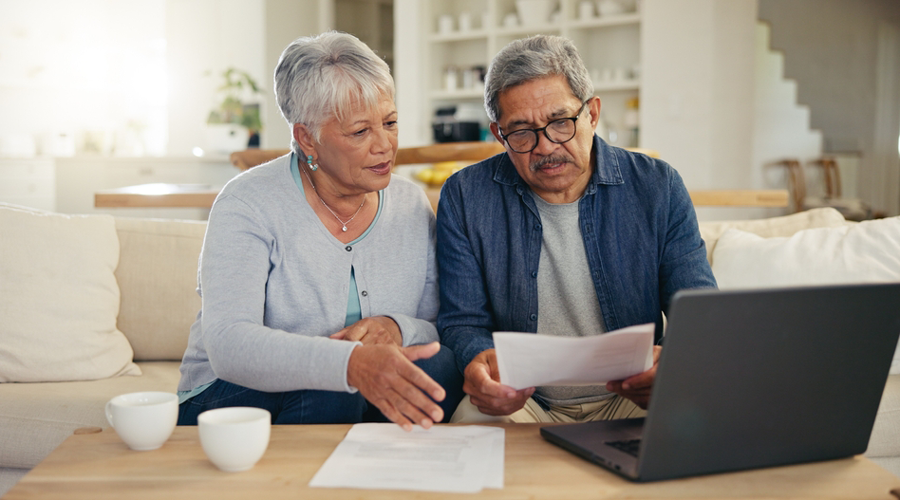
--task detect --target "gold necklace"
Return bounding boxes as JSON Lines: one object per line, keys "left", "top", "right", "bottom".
{"left": 301, "top": 166, "right": 366, "bottom": 232}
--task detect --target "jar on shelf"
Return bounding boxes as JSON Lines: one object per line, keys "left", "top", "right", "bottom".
{"left": 624, "top": 97, "right": 640, "bottom": 147}
{"left": 444, "top": 66, "right": 459, "bottom": 91}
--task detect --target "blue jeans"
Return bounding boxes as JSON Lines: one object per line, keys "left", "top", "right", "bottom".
{"left": 177, "top": 345, "right": 463, "bottom": 425}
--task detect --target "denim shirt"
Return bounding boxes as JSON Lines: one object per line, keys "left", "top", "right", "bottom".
{"left": 436, "top": 135, "right": 717, "bottom": 373}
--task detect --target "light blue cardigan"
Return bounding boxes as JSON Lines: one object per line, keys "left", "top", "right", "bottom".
{"left": 178, "top": 154, "right": 439, "bottom": 394}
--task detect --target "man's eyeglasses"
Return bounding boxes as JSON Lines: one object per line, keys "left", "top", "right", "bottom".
{"left": 498, "top": 100, "right": 589, "bottom": 154}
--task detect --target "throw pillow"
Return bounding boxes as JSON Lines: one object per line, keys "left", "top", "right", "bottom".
{"left": 0, "top": 204, "right": 141, "bottom": 382}
{"left": 698, "top": 207, "right": 848, "bottom": 265}
{"left": 114, "top": 217, "right": 205, "bottom": 361}
{"left": 711, "top": 215, "right": 900, "bottom": 373}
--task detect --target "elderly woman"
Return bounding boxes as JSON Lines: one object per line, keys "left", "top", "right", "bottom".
{"left": 176, "top": 31, "right": 463, "bottom": 430}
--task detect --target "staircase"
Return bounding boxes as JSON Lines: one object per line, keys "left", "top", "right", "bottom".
{"left": 752, "top": 22, "right": 823, "bottom": 196}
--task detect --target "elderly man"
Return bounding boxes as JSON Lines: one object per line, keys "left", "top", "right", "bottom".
{"left": 436, "top": 35, "right": 717, "bottom": 423}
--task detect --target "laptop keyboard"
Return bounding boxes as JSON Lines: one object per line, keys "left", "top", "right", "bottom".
{"left": 606, "top": 438, "right": 642, "bottom": 457}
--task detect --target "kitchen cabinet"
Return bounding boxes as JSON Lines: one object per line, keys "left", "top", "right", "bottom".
{"left": 0, "top": 159, "right": 56, "bottom": 211}
{"left": 54, "top": 156, "right": 238, "bottom": 220}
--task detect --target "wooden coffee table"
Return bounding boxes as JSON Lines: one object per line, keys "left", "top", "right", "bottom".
{"left": 6, "top": 424, "right": 898, "bottom": 499}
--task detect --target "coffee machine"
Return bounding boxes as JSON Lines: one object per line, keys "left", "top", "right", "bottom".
{"left": 432, "top": 103, "right": 485, "bottom": 143}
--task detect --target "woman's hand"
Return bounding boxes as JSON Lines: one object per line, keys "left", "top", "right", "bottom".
{"left": 346, "top": 342, "right": 445, "bottom": 431}
{"left": 331, "top": 316, "right": 403, "bottom": 346}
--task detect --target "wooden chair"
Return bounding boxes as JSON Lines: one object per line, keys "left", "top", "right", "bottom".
{"left": 772, "top": 158, "right": 871, "bottom": 220}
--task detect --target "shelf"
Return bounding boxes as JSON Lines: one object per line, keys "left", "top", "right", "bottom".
{"left": 567, "top": 12, "right": 640, "bottom": 29}
{"left": 593, "top": 79, "right": 641, "bottom": 92}
{"left": 430, "top": 88, "right": 485, "bottom": 100}
{"left": 494, "top": 23, "right": 562, "bottom": 37}
{"left": 429, "top": 30, "right": 489, "bottom": 42}
{"left": 411, "top": 0, "right": 643, "bottom": 146}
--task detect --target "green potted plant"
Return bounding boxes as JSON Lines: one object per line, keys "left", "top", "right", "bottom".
{"left": 205, "top": 67, "right": 264, "bottom": 153}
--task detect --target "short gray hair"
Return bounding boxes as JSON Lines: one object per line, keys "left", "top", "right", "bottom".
{"left": 275, "top": 31, "right": 395, "bottom": 157}
{"left": 484, "top": 35, "right": 593, "bottom": 123}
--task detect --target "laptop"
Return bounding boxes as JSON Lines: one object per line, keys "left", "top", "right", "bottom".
{"left": 540, "top": 283, "right": 900, "bottom": 482}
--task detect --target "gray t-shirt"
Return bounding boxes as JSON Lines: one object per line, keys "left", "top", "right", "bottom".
{"left": 531, "top": 192, "right": 612, "bottom": 406}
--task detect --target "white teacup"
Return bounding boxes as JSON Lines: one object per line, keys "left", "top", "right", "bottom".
{"left": 105, "top": 391, "right": 178, "bottom": 451}
{"left": 198, "top": 407, "right": 271, "bottom": 472}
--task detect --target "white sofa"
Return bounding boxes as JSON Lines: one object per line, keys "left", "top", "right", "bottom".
{"left": 0, "top": 203, "right": 898, "bottom": 496}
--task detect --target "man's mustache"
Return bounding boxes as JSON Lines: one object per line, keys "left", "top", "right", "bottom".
{"left": 530, "top": 155, "right": 573, "bottom": 172}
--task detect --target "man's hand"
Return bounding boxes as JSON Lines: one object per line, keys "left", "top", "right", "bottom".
{"left": 464, "top": 349, "right": 535, "bottom": 416}
{"left": 606, "top": 345, "right": 662, "bottom": 409}
{"left": 347, "top": 341, "right": 445, "bottom": 431}
{"left": 331, "top": 316, "right": 402, "bottom": 346}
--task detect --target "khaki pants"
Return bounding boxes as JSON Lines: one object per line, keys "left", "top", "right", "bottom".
{"left": 450, "top": 394, "right": 646, "bottom": 424}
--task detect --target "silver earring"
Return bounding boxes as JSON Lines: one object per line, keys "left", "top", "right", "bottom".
{"left": 307, "top": 155, "right": 318, "bottom": 171}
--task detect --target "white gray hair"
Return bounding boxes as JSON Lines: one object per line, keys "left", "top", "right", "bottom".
{"left": 484, "top": 35, "right": 593, "bottom": 123}
{"left": 274, "top": 31, "right": 395, "bottom": 157}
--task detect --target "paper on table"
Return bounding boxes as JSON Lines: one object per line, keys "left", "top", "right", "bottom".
{"left": 493, "top": 323, "right": 655, "bottom": 390}
{"left": 309, "top": 423, "right": 504, "bottom": 493}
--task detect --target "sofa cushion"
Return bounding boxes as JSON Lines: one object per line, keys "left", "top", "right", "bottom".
{"left": 711, "top": 216, "right": 900, "bottom": 374}
{"left": 711, "top": 216, "right": 900, "bottom": 289}
{"left": 114, "top": 217, "right": 206, "bottom": 361}
{"left": 0, "top": 203, "right": 140, "bottom": 382}
{"left": 698, "top": 207, "right": 848, "bottom": 265}
{"left": 0, "top": 361, "right": 181, "bottom": 469}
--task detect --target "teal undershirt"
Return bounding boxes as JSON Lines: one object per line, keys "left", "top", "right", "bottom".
{"left": 178, "top": 153, "right": 383, "bottom": 404}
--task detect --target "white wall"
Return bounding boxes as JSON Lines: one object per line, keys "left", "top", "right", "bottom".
{"left": 165, "top": 0, "right": 266, "bottom": 157}
{"left": 641, "top": 0, "right": 773, "bottom": 220}
{"left": 394, "top": 0, "right": 427, "bottom": 147}
{"left": 641, "top": 0, "right": 756, "bottom": 190}
{"left": 261, "top": 0, "right": 323, "bottom": 151}
{"left": 0, "top": 0, "right": 167, "bottom": 157}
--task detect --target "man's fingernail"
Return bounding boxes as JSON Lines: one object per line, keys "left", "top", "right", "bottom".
{"left": 622, "top": 383, "right": 630, "bottom": 390}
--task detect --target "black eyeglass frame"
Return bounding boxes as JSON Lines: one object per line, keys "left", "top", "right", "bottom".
{"left": 497, "top": 100, "right": 590, "bottom": 154}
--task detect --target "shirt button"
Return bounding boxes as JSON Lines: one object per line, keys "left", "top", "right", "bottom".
{"left": 345, "top": 246, "right": 352, "bottom": 252}
{"left": 360, "top": 290, "right": 368, "bottom": 297}
{"left": 530, "top": 314, "right": 537, "bottom": 321}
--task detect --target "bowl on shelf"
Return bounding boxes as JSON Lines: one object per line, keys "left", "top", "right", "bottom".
{"left": 515, "top": 0, "right": 555, "bottom": 27}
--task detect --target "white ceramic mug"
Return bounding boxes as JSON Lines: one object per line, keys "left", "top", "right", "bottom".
{"left": 198, "top": 407, "right": 271, "bottom": 472}
{"left": 105, "top": 391, "right": 178, "bottom": 451}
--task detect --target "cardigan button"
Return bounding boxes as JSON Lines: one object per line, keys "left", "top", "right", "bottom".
{"left": 361, "top": 290, "right": 368, "bottom": 297}
{"left": 345, "top": 246, "right": 352, "bottom": 252}
{"left": 532, "top": 271, "right": 538, "bottom": 278}
{"left": 529, "top": 314, "right": 537, "bottom": 321}
{"left": 534, "top": 223, "right": 542, "bottom": 230}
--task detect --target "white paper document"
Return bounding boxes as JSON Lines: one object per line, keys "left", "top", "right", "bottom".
{"left": 309, "top": 423, "right": 504, "bottom": 493}
{"left": 493, "top": 322, "right": 655, "bottom": 390}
